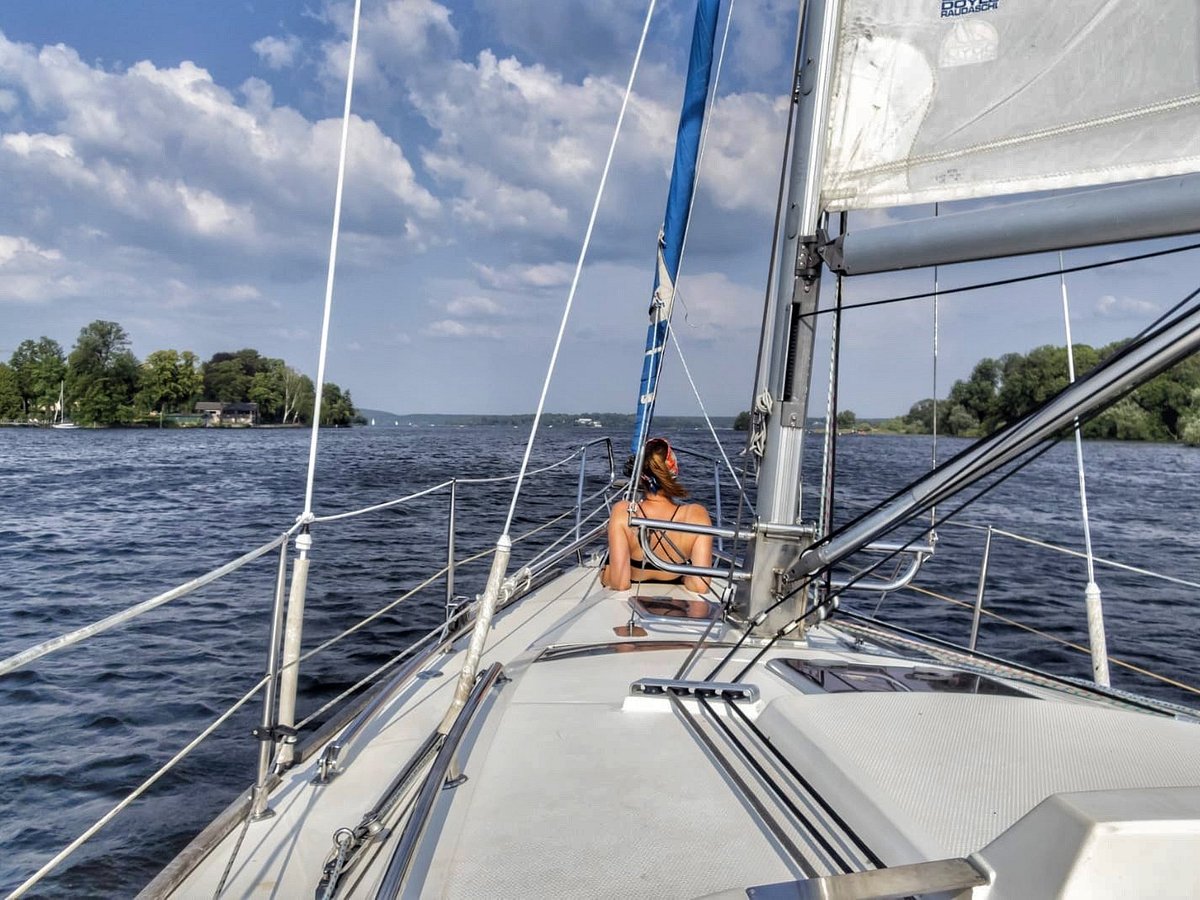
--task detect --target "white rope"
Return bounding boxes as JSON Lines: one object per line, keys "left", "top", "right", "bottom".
{"left": 943, "top": 520, "right": 1200, "bottom": 589}
{"left": 1059, "top": 251, "right": 1109, "bottom": 685}
{"left": 301, "top": 0, "right": 363, "bottom": 518}
{"left": 311, "top": 480, "right": 454, "bottom": 524}
{"left": 1059, "top": 252, "right": 1098, "bottom": 585}
{"left": 501, "top": 0, "right": 657, "bottom": 535}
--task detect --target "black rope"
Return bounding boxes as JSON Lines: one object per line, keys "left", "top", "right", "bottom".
{"left": 697, "top": 696, "right": 858, "bottom": 874}
{"left": 716, "top": 281, "right": 1200, "bottom": 676}
{"left": 799, "top": 239, "right": 1200, "bottom": 320}
{"left": 721, "top": 697, "right": 888, "bottom": 869}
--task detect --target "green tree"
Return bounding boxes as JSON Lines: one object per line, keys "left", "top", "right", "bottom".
{"left": 0, "top": 363, "right": 23, "bottom": 419}
{"left": 294, "top": 374, "right": 317, "bottom": 424}
{"left": 9, "top": 337, "right": 66, "bottom": 420}
{"left": 248, "top": 367, "right": 285, "bottom": 422}
{"left": 947, "top": 357, "right": 1001, "bottom": 430}
{"left": 137, "top": 349, "right": 203, "bottom": 417}
{"left": 943, "top": 403, "right": 979, "bottom": 436}
{"left": 732, "top": 410, "right": 750, "bottom": 432}
{"left": 904, "top": 398, "right": 936, "bottom": 432}
{"left": 202, "top": 349, "right": 272, "bottom": 403}
{"left": 836, "top": 410, "right": 858, "bottom": 431}
{"left": 319, "top": 382, "right": 357, "bottom": 427}
{"left": 67, "top": 320, "right": 140, "bottom": 425}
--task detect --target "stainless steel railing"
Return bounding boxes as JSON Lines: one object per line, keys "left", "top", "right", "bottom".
{"left": 3, "top": 437, "right": 620, "bottom": 898}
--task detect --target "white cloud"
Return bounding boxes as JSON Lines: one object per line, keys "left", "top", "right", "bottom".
{"left": 253, "top": 35, "right": 302, "bottom": 70}
{"left": 0, "top": 234, "right": 61, "bottom": 264}
{"left": 476, "top": 261, "right": 572, "bottom": 292}
{"left": 2, "top": 131, "right": 74, "bottom": 158}
{"left": 0, "top": 30, "right": 439, "bottom": 299}
{"left": 444, "top": 295, "right": 503, "bottom": 316}
{"left": 1096, "top": 293, "right": 1159, "bottom": 316}
{"left": 424, "top": 319, "right": 503, "bottom": 339}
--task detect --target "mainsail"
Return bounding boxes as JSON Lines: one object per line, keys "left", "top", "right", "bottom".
{"left": 822, "top": 0, "right": 1200, "bottom": 211}
{"left": 630, "top": 0, "right": 720, "bottom": 455}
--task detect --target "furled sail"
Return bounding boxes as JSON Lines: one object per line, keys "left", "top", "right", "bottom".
{"left": 822, "top": 0, "right": 1200, "bottom": 211}
{"left": 630, "top": 0, "right": 720, "bottom": 455}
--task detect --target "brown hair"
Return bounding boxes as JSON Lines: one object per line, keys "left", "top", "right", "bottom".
{"left": 628, "top": 438, "right": 688, "bottom": 499}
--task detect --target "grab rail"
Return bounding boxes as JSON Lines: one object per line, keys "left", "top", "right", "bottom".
{"left": 375, "top": 662, "right": 505, "bottom": 899}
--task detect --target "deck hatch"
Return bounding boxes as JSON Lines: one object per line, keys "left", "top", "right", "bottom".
{"left": 630, "top": 595, "right": 721, "bottom": 622}
{"left": 769, "top": 659, "right": 1032, "bottom": 697}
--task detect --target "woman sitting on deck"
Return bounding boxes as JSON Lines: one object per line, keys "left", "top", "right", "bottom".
{"left": 601, "top": 438, "right": 713, "bottom": 594}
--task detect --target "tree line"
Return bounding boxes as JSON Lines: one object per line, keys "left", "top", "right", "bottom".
{"left": 0, "top": 320, "right": 359, "bottom": 427}
{"left": 884, "top": 340, "right": 1200, "bottom": 443}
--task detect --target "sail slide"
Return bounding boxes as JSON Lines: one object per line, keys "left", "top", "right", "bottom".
{"left": 822, "top": 0, "right": 1200, "bottom": 211}
{"left": 630, "top": 0, "right": 720, "bottom": 455}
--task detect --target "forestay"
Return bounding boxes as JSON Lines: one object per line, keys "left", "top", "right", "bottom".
{"left": 822, "top": 0, "right": 1200, "bottom": 211}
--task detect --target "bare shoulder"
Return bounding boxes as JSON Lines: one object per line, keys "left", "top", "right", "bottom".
{"left": 682, "top": 502, "right": 711, "bottom": 525}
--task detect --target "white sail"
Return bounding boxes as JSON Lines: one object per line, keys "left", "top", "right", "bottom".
{"left": 822, "top": 0, "right": 1200, "bottom": 211}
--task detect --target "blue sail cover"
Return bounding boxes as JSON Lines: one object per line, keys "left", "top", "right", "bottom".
{"left": 630, "top": 0, "right": 720, "bottom": 456}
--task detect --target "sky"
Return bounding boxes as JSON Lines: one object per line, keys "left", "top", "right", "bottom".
{"left": 0, "top": 1, "right": 1194, "bottom": 418}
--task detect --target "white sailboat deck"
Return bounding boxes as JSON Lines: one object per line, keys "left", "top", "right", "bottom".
{"left": 168, "top": 562, "right": 1200, "bottom": 898}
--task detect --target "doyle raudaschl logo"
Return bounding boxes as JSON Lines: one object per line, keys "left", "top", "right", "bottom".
{"left": 941, "top": 0, "right": 1000, "bottom": 17}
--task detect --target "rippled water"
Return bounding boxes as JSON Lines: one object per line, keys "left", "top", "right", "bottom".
{"left": 1, "top": 425, "right": 1197, "bottom": 896}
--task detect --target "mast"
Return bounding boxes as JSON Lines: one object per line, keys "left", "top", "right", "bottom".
{"left": 743, "top": 0, "right": 841, "bottom": 631}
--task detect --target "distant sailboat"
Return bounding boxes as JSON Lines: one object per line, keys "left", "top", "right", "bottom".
{"left": 51, "top": 381, "right": 79, "bottom": 430}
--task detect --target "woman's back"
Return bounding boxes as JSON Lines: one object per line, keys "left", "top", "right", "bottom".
{"left": 601, "top": 437, "right": 713, "bottom": 594}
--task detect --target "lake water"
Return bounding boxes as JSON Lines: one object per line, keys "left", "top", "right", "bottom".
{"left": 1, "top": 425, "right": 1198, "bottom": 896}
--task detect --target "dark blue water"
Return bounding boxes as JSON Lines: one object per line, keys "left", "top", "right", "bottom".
{"left": 1, "top": 426, "right": 1197, "bottom": 896}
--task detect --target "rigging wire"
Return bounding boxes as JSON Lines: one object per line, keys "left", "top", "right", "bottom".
{"left": 931, "top": 201, "right": 940, "bottom": 475}
{"left": 713, "top": 438, "right": 1062, "bottom": 684}
{"left": 705, "top": 273, "right": 1200, "bottom": 683}
{"left": 817, "top": 273, "right": 841, "bottom": 540}
{"left": 629, "top": 0, "right": 734, "bottom": 508}
{"left": 666, "top": 328, "right": 753, "bottom": 513}
{"left": 798, "top": 238, "right": 1200, "bottom": 320}
{"left": 501, "top": 0, "right": 657, "bottom": 535}
{"left": 301, "top": 0, "right": 363, "bottom": 520}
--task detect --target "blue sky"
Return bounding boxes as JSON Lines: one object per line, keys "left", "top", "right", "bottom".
{"left": 0, "top": 1, "right": 1189, "bottom": 418}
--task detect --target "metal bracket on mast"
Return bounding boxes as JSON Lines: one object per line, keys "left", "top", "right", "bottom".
{"left": 739, "top": 0, "right": 842, "bottom": 638}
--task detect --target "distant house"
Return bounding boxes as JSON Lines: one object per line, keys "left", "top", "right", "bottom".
{"left": 195, "top": 401, "right": 259, "bottom": 426}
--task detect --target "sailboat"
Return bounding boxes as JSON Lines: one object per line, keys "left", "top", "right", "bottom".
{"left": 6, "top": 1, "right": 1200, "bottom": 897}
{"left": 51, "top": 380, "right": 79, "bottom": 430}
